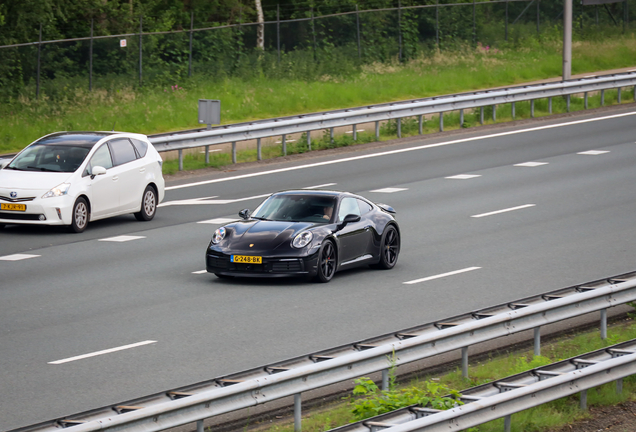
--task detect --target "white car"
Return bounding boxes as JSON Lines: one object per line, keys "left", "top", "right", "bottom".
{"left": 0, "top": 131, "right": 165, "bottom": 233}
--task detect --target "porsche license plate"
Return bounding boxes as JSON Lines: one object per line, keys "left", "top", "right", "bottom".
{"left": 231, "top": 255, "right": 262, "bottom": 264}
{"left": 1, "top": 203, "right": 26, "bottom": 211}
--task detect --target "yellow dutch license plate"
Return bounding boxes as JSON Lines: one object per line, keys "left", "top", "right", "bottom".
{"left": 1, "top": 203, "right": 26, "bottom": 212}
{"left": 231, "top": 255, "right": 262, "bottom": 264}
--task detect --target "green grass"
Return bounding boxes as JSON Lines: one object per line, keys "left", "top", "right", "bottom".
{"left": 247, "top": 319, "right": 636, "bottom": 432}
{"left": 2, "top": 31, "right": 636, "bottom": 160}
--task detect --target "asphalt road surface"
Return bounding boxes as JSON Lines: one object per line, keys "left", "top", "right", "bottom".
{"left": 2, "top": 106, "right": 636, "bottom": 430}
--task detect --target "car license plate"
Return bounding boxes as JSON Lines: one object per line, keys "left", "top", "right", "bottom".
{"left": 0, "top": 203, "right": 26, "bottom": 211}
{"left": 231, "top": 255, "right": 262, "bottom": 264}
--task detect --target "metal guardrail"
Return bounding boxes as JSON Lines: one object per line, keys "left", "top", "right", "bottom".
{"left": 11, "top": 270, "right": 636, "bottom": 432}
{"left": 148, "top": 72, "right": 636, "bottom": 169}
{"left": 330, "top": 339, "right": 636, "bottom": 432}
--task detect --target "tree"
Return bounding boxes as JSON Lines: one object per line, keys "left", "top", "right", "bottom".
{"left": 255, "top": 0, "right": 264, "bottom": 50}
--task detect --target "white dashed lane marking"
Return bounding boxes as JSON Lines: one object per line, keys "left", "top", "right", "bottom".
{"left": 578, "top": 150, "right": 609, "bottom": 155}
{"left": 514, "top": 162, "right": 548, "bottom": 167}
{"left": 446, "top": 174, "right": 481, "bottom": 180}
{"left": 304, "top": 183, "right": 337, "bottom": 189}
{"left": 48, "top": 340, "right": 157, "bottom": 365}
{"left": 192, "top": 270, "right": 207, "bottom": 274}
{"left": 98, "top": 235, "right": 146, "bottom": 242}
{"left": 0, "top": 254, "right": 41, "bottom": 261}
{"left": 404, "top": 267, "right": 481, "bottom": 285}
{"left": 471, "top": 204, "right": 536, "bottom": 218}
{"left": 198, "top": 218, "right": 236, "bottom": 225}
{"left": 370, "top": 187, "right": 408, "bottom": 193}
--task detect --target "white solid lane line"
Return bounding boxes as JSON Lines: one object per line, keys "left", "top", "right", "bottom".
{"left": 0, "top": 254, "right": 41, "bottom": 261}
{"left": 514, "top": 162, "right": 548, "bottom": 167}
{"left": 578, "top": 150, "right": 609, "bottom": 155}
{"left": 48, "top": 340, "right": 157, "bottom": 365}
{"left": 370, "top": 187, "right": 408, "bottom": 193}
{"left": 98, "top": 235, "right": 146, "bottom": 242}
{"left": 446, "top": 174, "right": 481, "bottom": 180}
{"left": 471, "top": 204, "right": 536, "bottom": 218}
{"left": 198, "top": 217, "right": 237, "bottom": 225}
{"left": 403, "top": 267, "right": 481, "bottom": 285}
{"left": 164, "top": 111, "right": 636, "bottom": 191}
{"left": 304, "top": 183, "right": 337, "bottom": 189}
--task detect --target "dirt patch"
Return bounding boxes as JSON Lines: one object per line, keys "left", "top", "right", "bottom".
{"left": 550, "top": 401, "right": 636, "bottom": 432}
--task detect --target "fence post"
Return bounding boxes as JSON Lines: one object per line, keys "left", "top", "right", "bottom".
{"left": 534, "top": 327, "right": 541, "bottom": 356}
{"left": 505, "top": 0, "right": 509, "bottom": 41}
{"left": 189, "top": 11, "right": 194, "bottom": 78}
{"left": 277, "top": 4, "right": 281, "bottom": 63}
{"left": 601, "top": 309, "right": 607, "bottom": 340}
{"left": 294, "top": 393, "right": 302, "bottom": 432}
{"left": 311, "top": 8, "right": 316, "bottom": 61}
{"left": 356, "top": 5, "right": 361, "bottom": 59}
{"left": 36, "top": 23, "right": 42, "bottom": 100}
{"left": 398, "top": 0, "right": 403, "bottom": 62}
{"left": 257, "top": 138, "right": 262, "bottom": 161}
{"left": 537, "top": 0, "right": 540, "bottom": 34}
{"left": 462, "top": 347, "right": 469, "bottom": 378}
{"left": 89, "top": 19, "right": 93, "bottom": 92}
{"left": 436, "top": 0, "right": 440, "bottom": 48}
{"left": 139, "top": 15, "right": 143, "bottom": 87}
{"left": 472, "top": 0, "right": 476, "bottom": 46}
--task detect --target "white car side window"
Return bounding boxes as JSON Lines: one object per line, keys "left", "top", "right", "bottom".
{"left": 85, "top": 144, "right": 113, "bottom": 176}
{"left": 337, "top": 197, "right": 361, "bottom": 222}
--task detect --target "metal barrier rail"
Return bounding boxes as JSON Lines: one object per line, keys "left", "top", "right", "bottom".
{"left": 148, "top": 72, "right": 636, "bottom": 169}
{"left": 11, "top": 270, "right": 636, "bottom": 432}
{"left": 330, "top": 339, "right": 636, "bottom": 432}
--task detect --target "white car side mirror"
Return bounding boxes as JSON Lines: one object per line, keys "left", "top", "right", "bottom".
{"left": 91, "top": 166, "right": 107, "bottom": 176}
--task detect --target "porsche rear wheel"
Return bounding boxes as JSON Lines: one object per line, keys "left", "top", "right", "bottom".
{"left": 315, "top": 240, "right": 337, "bottom": 283}
{"left": 375, "top": 225, "right": 400, "bottom": 270}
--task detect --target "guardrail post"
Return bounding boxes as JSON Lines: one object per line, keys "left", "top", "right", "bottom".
{"left": 462, "top": 346, "right": 469, "bottom": 378}
{"left": 617, "top": 377, "right": 624, "bottom": 394}
{"left": 382, "top": 369, "right": 389, "bottom": 391}
{"left": 534, "top": 327, "right": 541, "bottom": 356}
{"left": 504, "top": 415, "right": 512, "bottom": 432}
{"left": 375, "top": 121, "right": 380, "bottom": 141}
{"left": 197, "top": 419, "right": 204, "bottom": 432}
{"left": 205, "top": 145, "right": 210, "bottom": 164}
{"left": 178, "top": 150, "right": 183, "bottom": 171}
{"left": 257, "top": 138, "right": 262, "bottom": 161}
{"left": 330, "top": 128, "right": 334, "bottom": 144}
{"left": 460, "top": 109, "right": 464, "bottom": 127}
{"left": 418, "top": 115, "right": 423, "bottom": 134}
{"left": 566, "top": 95, "right": 570, "bottom": 112}
{"left": 548, "top": 97, "right": 552, "bottom": 114}
{"left": 294, "top": 393, "right": 302, "bottom": 432}
{"left": 580, "top": 389, "right": 587, "bottom": 410}
{"left": 511, "top": 102, "right": 515, "bottom": 120}
{"left": 439, "top": 113, "right": 444, "bottom": 132}
{"left": 232, "top": 142, "right": 237, "bottom": 164}
{"left": 492, "top": 105, "right": 496, "bottom": 122}
{"left": 633, "top": 85, "right": 635, "bottom": 101}
{"left": 480, "top": 107, "right": 484, "bottom": 125}
{"left": 306, "top": 132, "right": 311, "bottom": 151}
{"left": 531, "top": 100, "right": 534, "bottom": 118}
{"left": 282, "top": 134, "right": 287, "bottom": 156}
{"left": 584, "top": 92, "right": 588, "bottom": 109}
{"left": 397, "top": 118, "right": 402, "bottom": 138}
{"left": 353, "top": 124, "right": 357, "bottom": 141}
{"left": 601, "top": 309, "right": 607, "bottom": 339}
{"left": 601, "top": 89, "right": 605, "bottom": 106}
{"left": 618, "top": 87, "right": 622, "bottom": 103}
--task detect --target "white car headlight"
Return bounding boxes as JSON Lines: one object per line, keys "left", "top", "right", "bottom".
{"left": 211, "top": 227, "right": 226, "bottom": 244}
{"left": 42, "top": 183, "right": 71, "bottom": 199}
{"left": 292, "top": 231, "right": 313, "bottom": 248}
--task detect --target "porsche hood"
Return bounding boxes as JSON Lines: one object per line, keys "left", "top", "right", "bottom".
{"left": 225, "top": 220, "right": 320, "bottom": 251}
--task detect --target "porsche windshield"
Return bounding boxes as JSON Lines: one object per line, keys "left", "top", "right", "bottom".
{"left": 252, "top": 195, "right": 337, "bottom": 223}
{"left": 7, "top": 144, "right": 90, "bottom": 173}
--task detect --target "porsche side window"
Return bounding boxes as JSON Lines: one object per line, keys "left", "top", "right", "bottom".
{"left": 109, "top": 138, "right": 138, "bottom": 166}
{"left": 357, "top": 199, "right": 373, "bottom": 215}
{"left": 84, "top": 144, "right": 113, "bottom": 177}
{"left": 338, "top": 197, "right": 361, "bottom": 222}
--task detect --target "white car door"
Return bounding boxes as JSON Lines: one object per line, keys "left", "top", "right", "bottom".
{"left": 84, "top": 143, "right": 119, "bottom": 219}
{"left": 108, "top": 138, "right": 145, "bottom": 213}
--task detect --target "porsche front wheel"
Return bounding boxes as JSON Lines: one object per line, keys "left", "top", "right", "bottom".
{"left": 315, "top": 240, "right": 337, "bottom": 283}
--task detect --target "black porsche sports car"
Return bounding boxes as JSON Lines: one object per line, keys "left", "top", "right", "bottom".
{"left": 205, "top": 190, "right": 400, "bottom": 282}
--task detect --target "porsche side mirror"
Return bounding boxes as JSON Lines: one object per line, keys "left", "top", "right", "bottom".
{"left": 238, "top": 209, "right": 251, "bottom": 220}
{"left": 336, "top": 213, "right": 361, "bottom": 231}
{"left": 90, "top": 165, "right": 107, "bottom": 179}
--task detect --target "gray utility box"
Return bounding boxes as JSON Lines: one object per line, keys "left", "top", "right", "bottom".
{"left": 198, "top": 99, "right": 221, "bottom": 128}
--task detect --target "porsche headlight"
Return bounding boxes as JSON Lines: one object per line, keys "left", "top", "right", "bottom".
{"left": 211, "top": 227, "right": 226, "bottom": 244}
{"left": 42, "top": 183, "right": 71, "bottom": 199}
{"left": 292, "top": 231, "right": 313, "bottom": 248}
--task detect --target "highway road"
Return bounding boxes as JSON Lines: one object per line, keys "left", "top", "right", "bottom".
{"left": 2, "top": 106, "right": 636, "bottom": 430}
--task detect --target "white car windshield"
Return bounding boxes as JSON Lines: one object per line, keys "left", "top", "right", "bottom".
{"left": 7, "top": 144, "right": 90, "bottom": 173}
{"left": 252, "top": 195, "right": 337, "bottom": 223}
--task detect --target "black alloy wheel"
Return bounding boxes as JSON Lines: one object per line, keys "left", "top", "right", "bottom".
{"left": 316, "top": 240, "right": 337, "bottom": 283}
{"left": 69, "top": 197, "right": 89, "bottom": 233}
{"left": 135, "top": 185, "right": 157, "bottom": 221}
{"left": 376, "top": 225, "right": 400, "bottom": 269}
